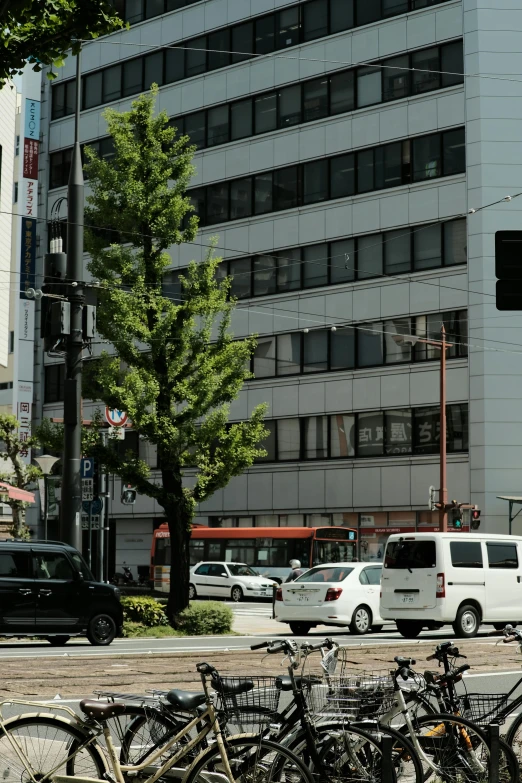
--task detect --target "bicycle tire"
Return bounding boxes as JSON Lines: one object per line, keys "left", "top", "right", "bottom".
{"left": 119, "top": 704, "right": 204, "bottom": 766}
{"left": 400, "top": 712, "right": 516, "bottom": 783}
{"left": 350, "top": 721, "right": 423, "bottom": 783}
{"left": 183, "top": 733, "right": 314, "bottom": 783}
{"left": 0, "top": 714, "right": 107, "bottom": 780}
{"left": 505, "top": 709, "right": 522, "bottom": 767}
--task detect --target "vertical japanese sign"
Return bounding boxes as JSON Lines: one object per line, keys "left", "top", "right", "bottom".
{"left": 16, "top": 91, "right": 40, "bottom": 464}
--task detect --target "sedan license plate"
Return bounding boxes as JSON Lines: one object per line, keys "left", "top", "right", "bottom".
{"left": 401, "top": 593, "right": 415, "bottom": 605}
{"left": 295, "top": 593, "right": 311, "bottom": 603}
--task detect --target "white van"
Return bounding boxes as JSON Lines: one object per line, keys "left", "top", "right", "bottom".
{"left": 380, "top": 532, "right": 522, "bottom": 639}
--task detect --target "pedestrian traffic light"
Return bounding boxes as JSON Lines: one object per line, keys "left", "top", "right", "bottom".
{"left": 471, "top": 508, "right": 481, "bottom": 530}
{"left": 121, "top": 483, "right": 137, "bottom": 505}
{"left": 450, "top": 502, "right": 463, "bottom": 530}
{"left": 495, "top": 231, "right": 522, "bottom": 310}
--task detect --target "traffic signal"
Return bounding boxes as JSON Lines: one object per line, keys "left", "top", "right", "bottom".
{"left": 471, "top": 508, "right": 481, "bottom": 530}
{"left": 495, "top": 231, "right": 522, "bottom": 310}
{"left": 121, "top": 483, "right": 137, "bottom": 505}
{"left": 41, "top": 248, "right": 69, "bottom": 350}
{"left": 450, "top": 502, "right": 463, "bottom": 530}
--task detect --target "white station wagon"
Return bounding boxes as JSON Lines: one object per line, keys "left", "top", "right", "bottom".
{"left": 189, "top": 561, "right": 276, "bottom": 602}
{"left": 274, "top": 562, "right": 384, "bottom": 635}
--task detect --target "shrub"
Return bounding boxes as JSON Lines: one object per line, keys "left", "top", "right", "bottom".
{"left": 177, "top": 601, "right": 233, "bottom": 635}
{"left": 121, "top": 596, "right": 168, "bottom": 627}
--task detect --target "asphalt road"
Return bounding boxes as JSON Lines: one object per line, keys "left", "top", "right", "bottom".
{"left": 0, "top": 604, "right": 515, "bottom": 658}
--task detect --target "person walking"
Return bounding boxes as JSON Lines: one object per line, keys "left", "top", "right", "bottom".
{"left": 285, "top": 559, "right": 303, "bottom": 582}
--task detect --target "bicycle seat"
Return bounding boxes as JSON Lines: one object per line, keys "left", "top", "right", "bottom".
{"left": 275, "top": 675, "right": 321, "bottom": 692}
{"left": 394, "top": 656, "right": 416, "bottom": 667}
{"left": 166, "top": 689, "right": 207, "bottom": 711}
{"left": 212, "top": 678, "right": 255, "bottom": 696}
{"left": 80, "top": 700, "right": 127, "bottom": 721}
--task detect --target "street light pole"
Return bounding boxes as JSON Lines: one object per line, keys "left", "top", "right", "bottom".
{"left": 60, "top": 47, "right": 84, "bottom": 551}
{"left": 439, "top": 325, "right": 448, "bottom": 533}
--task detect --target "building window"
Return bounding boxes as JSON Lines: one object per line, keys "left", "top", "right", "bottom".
{"left": 9, "top": 331, "right": 14, "bottom": 353}
{"left": 250, "top": 309, "right": 467, "bottom": 380}
{"left": 13, "top": 182, "right": 18, "bottom": 203}
{"left": 52, "top": 32, "right": 461, "bottom": 121}
{"left": 190, "top": 129, "right": 465, "bottom": 227}
{"left": 15, "top": 136, "right": 20, "bottom": 156}
{"left": 254, "top": 404, "right": 468, "bottom": 463}
{"left": 44, "top": 364, "right": 66, "bottom": 403}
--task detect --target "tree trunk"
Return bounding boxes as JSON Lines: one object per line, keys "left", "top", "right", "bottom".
{"left": 11, "top": 503, "right": 25, "bottom": 539}
{"left": 166, "top": 506, "right": 192, "bottom": 626}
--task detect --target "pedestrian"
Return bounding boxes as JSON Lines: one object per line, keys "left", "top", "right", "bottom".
{"left": 285, "top": 559, "right": 304, "bottom": 583}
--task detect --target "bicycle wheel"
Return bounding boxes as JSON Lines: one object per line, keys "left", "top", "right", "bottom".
{"left": 314, "top": 723, "right": 402, "bottom": 783}
{"left": 119, "top": 705, "right": 203, "bottom": 767}
{"left": 505, "top": 710, "right": 522, "bottom": 768}
{"left": 183, "top": 734, "right": 314, "bottom": 783}
{"left": 401, "top": 712, "right": 514, "bottom": 783}
{"left": 352, "top": 722, "right": 423, "bottom": 783}
{"left": 0, "top": 714, "right": 106, "bottom": 781}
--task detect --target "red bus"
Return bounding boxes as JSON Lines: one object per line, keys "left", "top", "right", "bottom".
{"left": 151, "top": 525, "right": 357, "bottom": 591}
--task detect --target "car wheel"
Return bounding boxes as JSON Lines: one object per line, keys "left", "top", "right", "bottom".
{"left": 188, "top": 583, "right": 197, "bottom": 600}
{"left": 46, "top": 636, "right": 71, "bottom": 646}
{"left": 371, "top": 625, "right": 384, "bottom": 633}
{"left": 396, "top": 620, "right": 423, "bottom": 638}
{"left": 231, "top": 586, "right": 244, "bottom": 603}
{"left": 87, "top": 613, "right": 117, "bottom": 646}
{"left": 289, "top": 622, "right": 312, "bottom": 635}
{"left": 349, "top": 604, "right": 372, "bottom": 635}
{"left": 453, "top": 604, "right": 480, "bottom": 638}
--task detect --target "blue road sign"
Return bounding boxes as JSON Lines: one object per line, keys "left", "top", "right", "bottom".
{"left": 80, "top": 458, "right": 95, "bottom": 478}
{"left": 91, "top": 497, "right": 103, "bottom": 516}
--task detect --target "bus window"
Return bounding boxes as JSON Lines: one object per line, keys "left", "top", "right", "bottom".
{"left": 208, "top": 542, "right": 222, "bottom": 560}
{"left": 225, "top": 540, "right": 256, "bottom": 564}
{"left": 155, "top": 538, "right": 171, "bottom": 566}
{"left": 313, "top": 540, "right": 356, "bottom": 565}
{"left": 189, "top": 540, "right": 205, "bottom": 565}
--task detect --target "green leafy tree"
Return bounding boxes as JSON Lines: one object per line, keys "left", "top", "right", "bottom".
{"left": 82, "top": 88, "right": 267, "bottom": 623}
{"left": 0, "top": 414, "right": 42, "bottom": 539}
{"left": 0, "top": 0, "right": 123, "bottom": 84}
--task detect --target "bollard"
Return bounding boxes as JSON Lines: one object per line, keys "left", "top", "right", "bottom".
{"left": 381, "top": 733, "right": 394, "bottom": 783}
{"left": 272, "top": 584, "right": 277, "bottom": 619}
{"left": 488, "top": 723, "right": 500, "bottom": 783}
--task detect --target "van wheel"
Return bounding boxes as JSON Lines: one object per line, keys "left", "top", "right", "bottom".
{"left": 396, "top": 620, "right": 422, "bottom": 638}
{"left": 350, "top": 605, "right": 372, "bottom": 635}
{"left": 289, "top": 623, "right": 312, "bottom": 635}
{"left": 188, "top": 583, "right": 197, "bottom": 600}
{"left": 453, "top": 605, "right": 480, "bottom": 638}
{"left": 47, "top": 636, "right": 70, "bottom": 646}
{"left": 87, "top": 613, "right": 117, "bottom": 646}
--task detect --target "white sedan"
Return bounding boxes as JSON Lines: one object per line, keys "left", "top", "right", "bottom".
{"left": 274, "top": 562, "right": 383, "bottom": 635}
{"left": 189, "top": 561, "right": 277, "bottom": 602}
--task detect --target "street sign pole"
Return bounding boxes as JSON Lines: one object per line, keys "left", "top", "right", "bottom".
{"left": 88, "top": 501, "right": 92, "bottom": 569}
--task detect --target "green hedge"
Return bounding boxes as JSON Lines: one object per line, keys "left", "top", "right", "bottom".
{"left": 121, "top": 596, "right": 168, "bottom": 627}
{"left": 177, "top": 601, "right": 233, "bottom": 635}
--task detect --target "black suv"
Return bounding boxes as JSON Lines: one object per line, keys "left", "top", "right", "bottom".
{"left": 0, "top": 540, "right": 123, "bottom": 646}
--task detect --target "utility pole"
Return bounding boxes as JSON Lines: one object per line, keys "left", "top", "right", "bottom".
{"left": 438, "top": 325, "right": 448, "bottom": 533}
{"left": 60, "top": 48, "right": 84, "bottom": 550}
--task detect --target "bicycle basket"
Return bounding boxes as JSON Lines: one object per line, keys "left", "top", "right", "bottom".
{"left": 211, "top": 675, "right": 281, "bottom": 725}
{"left": 456, "top": 693, "right": 509, "bottom": 726}
{"left": 307, "top": 671, "right": 395, "bottom": 720}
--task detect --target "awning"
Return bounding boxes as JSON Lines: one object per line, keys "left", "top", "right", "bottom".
{"left": 0, "top": 482, "right": 35, "bottom": 503}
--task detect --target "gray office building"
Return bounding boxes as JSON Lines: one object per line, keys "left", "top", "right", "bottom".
{"left": 36, "top": 0, "right": 522, "bottom": 572}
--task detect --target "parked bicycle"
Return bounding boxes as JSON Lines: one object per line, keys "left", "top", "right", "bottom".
{"left": 0, "top": 661, "right": 314, "bottom": 783}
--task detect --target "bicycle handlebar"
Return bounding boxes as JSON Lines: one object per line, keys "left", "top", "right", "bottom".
{"left": 250, "top": 641, "right": 271, "bottom": 650}
{"left": 266, "top": 642, "right": 288, "bottom": 655}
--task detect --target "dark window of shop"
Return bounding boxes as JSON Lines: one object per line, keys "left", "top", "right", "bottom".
{"left": 413, "top": 403, "right": 468, "bottom": 455}
{"left": 44, "top": 364, "right": 66, "bottom": 403}
{"left": 189, "top": 129, "right": 465, "bottom": 227}
{"left": 486, "top": 543, "right": 519, "bottom": 569}
{"left": 53, "top": 30, "right": 461, "bottom": 121}
{"left": 254, "top": 404, "right": 468, "bottom": 464}
{"left": 450, "top": 541, "right": 483, "bottom": 568}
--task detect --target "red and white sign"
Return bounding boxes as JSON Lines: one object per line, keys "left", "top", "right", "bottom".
{"left": 105, "top": 407, "right": 128, "bottom": 427}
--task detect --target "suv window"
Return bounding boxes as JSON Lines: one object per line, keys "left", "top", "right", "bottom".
{"left": 0, "top": 550, "right": 31, "bottom": 578}
{"left": 486, "top": 543, "right": 518, "bottom": 569}
{"left": 385, "top": 541, "right": 436, "bottom": 569}
{"left": 365, "top": 566, "right": 382, "bottom": 585}
{"left": 208, "top": 564, "right": 228, "bottom": 577}
{"left": 195, "top": 564, "right": 210, "bottom": 575}
{"left": 450, "top": 541, "right": 483, "bottom": 568}
{"left": 33, "top": 551, "right": 75, "bottom": 580}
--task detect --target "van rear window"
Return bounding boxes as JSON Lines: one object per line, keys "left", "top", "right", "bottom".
{"left": 384, "top": 541, "right": 436, "bottom": 569}
{"left": 450, "top": 541, "right": 483, "bottom": 568}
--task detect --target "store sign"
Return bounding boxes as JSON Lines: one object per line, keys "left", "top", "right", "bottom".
{"left": 23, "top": 138, "right": 39, "bottom": 179}
{"left": 24, "top": 98, "right": 40, "bottom": 139}
{"left": 20, "top": 218, "right": 36, "bottom": 295}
